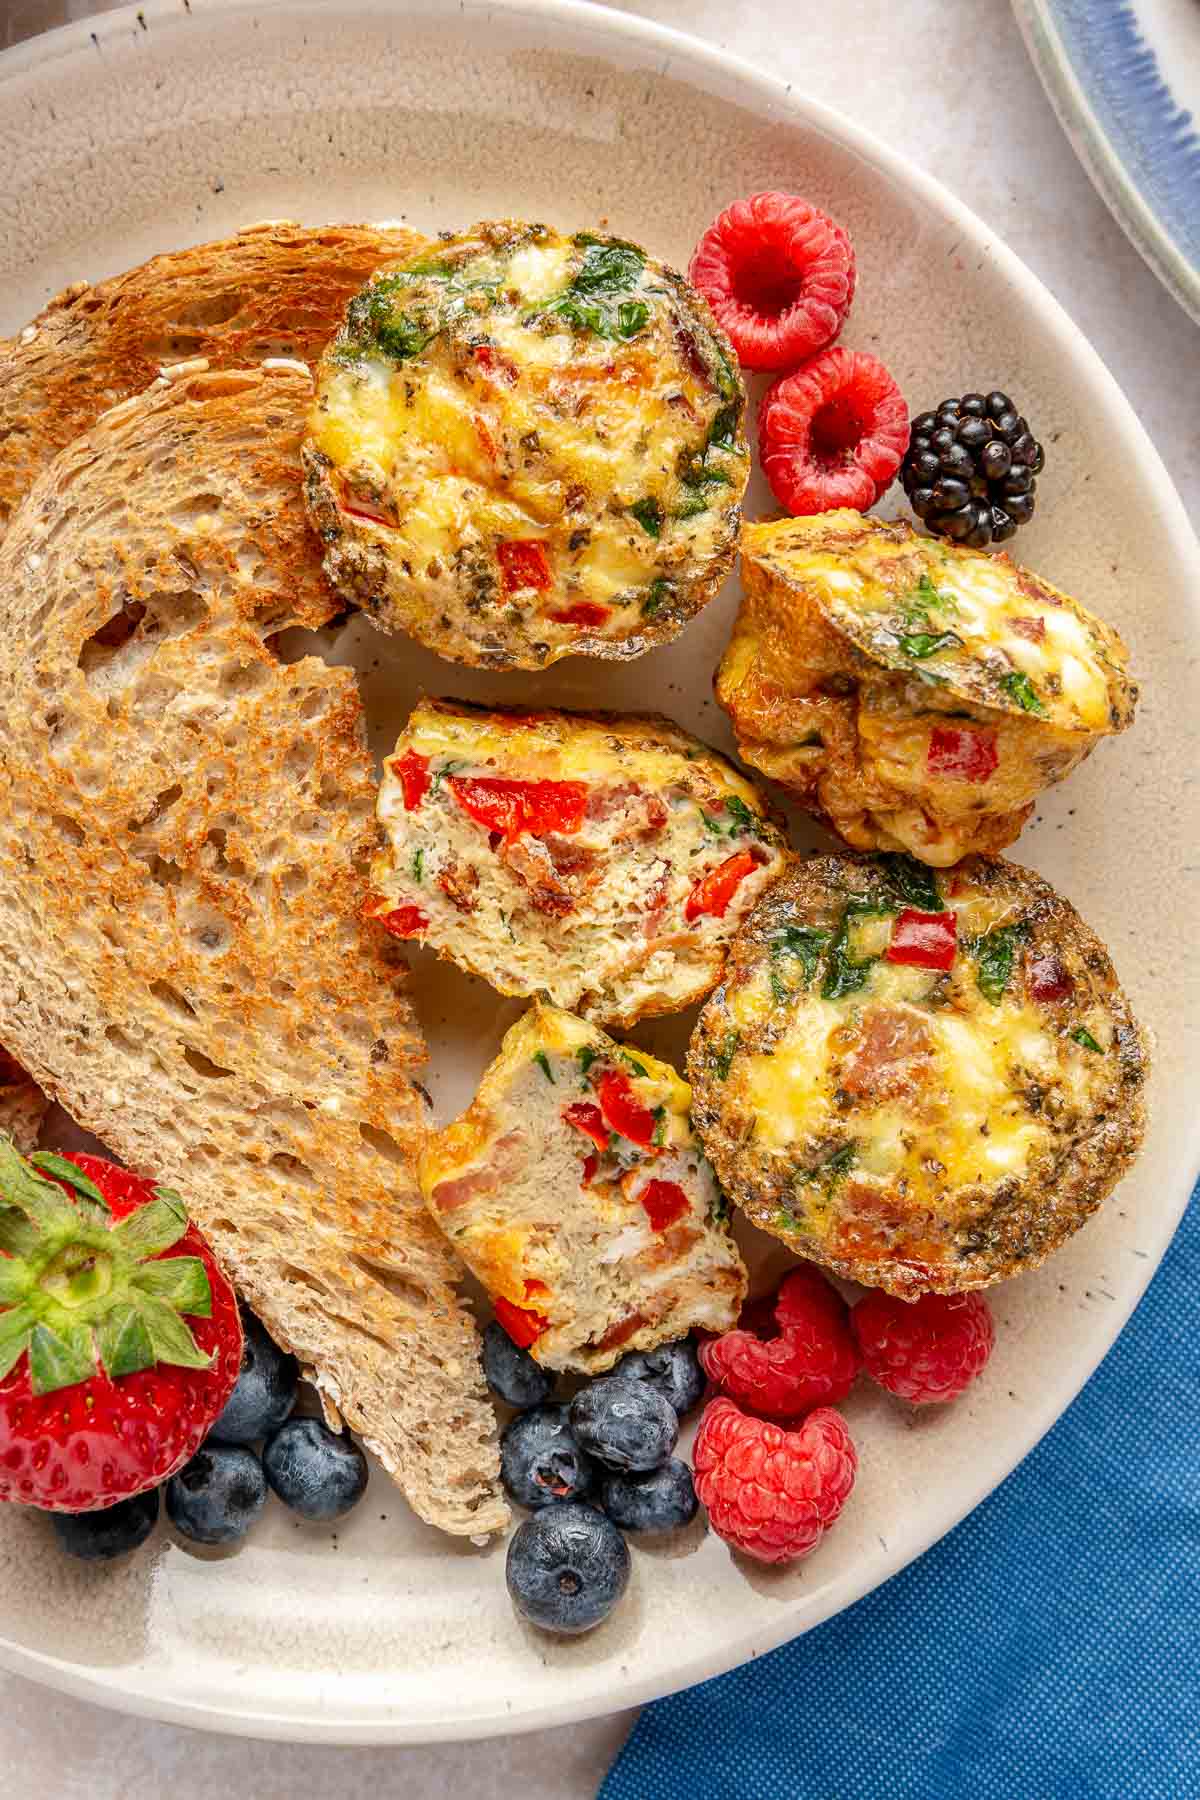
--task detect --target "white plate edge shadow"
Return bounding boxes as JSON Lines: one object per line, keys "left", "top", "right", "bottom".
{"left": 0, "top": 0, "right": 1197, "bottom": 1746}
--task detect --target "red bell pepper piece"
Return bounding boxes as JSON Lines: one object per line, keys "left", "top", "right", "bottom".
{"left": 596, "top": 1069, "right": 658, "bottom": 1150}
{"left": 550, "top": 602, "right": 611, "bottom": 628}
{"left": 636, "top": 1178, "right": 690, "bottom": 1233}
{"left": 580, "top": 1153, "right": 599, "bottom": 1187}
{"left": 376, "top": 904, "right": 430, "bottom": 940}
{"left": 886, "top": 907, "right": 958, "bottom": 971}
{"left": 473, "top": 343, "right": 518, "bottom": 384}
{"left": 473, "top": 413, "right": 499, "bottom": 461}
{"left": 563, "top": 1102, "right": 609, "bottom": 1154}
{"left": 449, "top": 775, "right": 587, "bottom": 841}
{"left": 393, "top": 748, "right": 431, "bottom": 811}
{"left": 1027, "top": 953, "right": 1074, "bottom": 1001}
{"left": 493, "top": 1296, "right": 549, "bottom": 1349}
{"left": 684, "top": 851, "right": 759, "bottom": 922}
{"left": 497, "top": 539, "right": 552, "bottom": 593}
{"left": 927, "top": 725, "right": 999, "bottom": 783}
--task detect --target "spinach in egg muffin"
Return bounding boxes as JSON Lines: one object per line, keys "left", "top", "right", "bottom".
{"left": 303, "top": 219, "right": 750, "bottom": 670}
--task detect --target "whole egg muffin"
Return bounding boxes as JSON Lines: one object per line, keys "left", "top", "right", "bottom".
{"left": 687, "top": 852, "right": 1147, "bottom": 1295}
{"left": 716, "top": 511, "right": 1137, "bottom": 866}
{"left": 303, "top": 220, "right": 749, "bottom": 668}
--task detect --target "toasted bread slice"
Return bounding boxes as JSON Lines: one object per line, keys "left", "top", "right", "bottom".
{"left": 0, "top": 221, "right": 425, "bottom": 1122}
{"left": 0, "top": 361, "right": 505, "bottom": 1536}
{"left": 0, "top": 219, "right": 424, "bottom": 542}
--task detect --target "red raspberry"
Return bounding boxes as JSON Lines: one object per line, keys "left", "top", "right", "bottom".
{"left": 688, "top": 191, "right": 856, "bottom": 372}
{"left": 758, "top": 347, "right": 910, "bottom": 515}
{"left": 852, "top": 1289, "right": 995, "bottom": 1404}
{"left": 699, "top": 1265, "right": 860, "bottom": 1417}
{"left": 693, "top": 1396, "right": 857, "bottom": 1565}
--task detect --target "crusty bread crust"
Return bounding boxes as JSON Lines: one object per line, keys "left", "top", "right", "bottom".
{"left": 0, "top": 220, "right": 425, "bottom": 541}
{"left": 0, "top": 362, "right": 505, "bottom": 1535}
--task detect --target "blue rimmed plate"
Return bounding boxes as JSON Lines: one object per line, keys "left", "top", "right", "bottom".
{"left": 1014, "top": 0, "right": 1200, "bottom": 322}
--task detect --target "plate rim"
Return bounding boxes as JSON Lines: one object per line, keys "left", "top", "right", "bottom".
{"left": 1012, "top": 0, "right": 1200, "bottom": 324}
{"left": 1, "top": 0, "right": 1199, "bottom": 1746}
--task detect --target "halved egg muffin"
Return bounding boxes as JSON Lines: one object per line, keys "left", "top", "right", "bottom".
{"left": 687, "top": 851, "right": 1147, "bottom": 1295}
{"left": 716, "top": 510, "right": 1137, "bottom": 866}
{"left": 303, "top": 220, "right": 749, "bottom": 669}
{"left": 420, "top": 1002, "right": 746, "bottom": 1373}
{"left": 364, "top": 696, "right": 789, "bottom": 1029}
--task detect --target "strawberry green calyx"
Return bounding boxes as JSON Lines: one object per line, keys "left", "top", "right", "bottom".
{"left": 0, "top": 1139, "right": 213, "bottom": 1395}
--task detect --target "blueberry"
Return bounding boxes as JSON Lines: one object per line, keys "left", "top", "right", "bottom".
{"left": 614, "top": 1339, "right": 706, "bottom": 1418}
{"left": 210, "top": 1306, "right": 298, "bottom": 1445}
{"left": 262, "top": 1418, "right": 368, "bottom": 1522}
{"left": 166, "top": 1444, "right": 267, "bottom": 1545}
{"left": 600, "top": 1459, "right": 698, "bottom": 1534}
{"left": 506, "top": 1502, "right": 629, "bottom": 1634}
{"left": 570, "top": 1378, "right": 678, "bottom": 1473}
{"left": 50, "top": 1488, "right": 159, "bottom": 1563}
{"left": 482, "top": 1320, "right": 554, "bottom": 1409}
{"left": 500, "top": 1403, "right": 596, "bottom": 1509}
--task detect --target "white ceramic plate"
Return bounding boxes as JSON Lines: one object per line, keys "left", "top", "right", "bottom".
{"left": 1013, "top": 0, "right": 1200, "bottom": 323}
{"left": 1, "top": 0, "right": 1198, "bottom": 1747}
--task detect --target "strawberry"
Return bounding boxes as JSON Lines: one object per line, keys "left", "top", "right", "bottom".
{"left": 0, "top": 1142, "right": 242, "bottom": 1511}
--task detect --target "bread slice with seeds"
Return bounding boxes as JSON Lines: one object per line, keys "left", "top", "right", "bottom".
{"left": 0, "top": 360, "right": 505, "bottom": 1536}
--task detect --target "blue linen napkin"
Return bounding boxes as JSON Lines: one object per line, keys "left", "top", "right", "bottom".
{"left": 603, "top": 1183, "right": 1198, "bottom": 1800}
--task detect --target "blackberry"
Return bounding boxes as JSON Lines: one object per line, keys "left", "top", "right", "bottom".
{"left": 900, "top": 390, "right": 1044, "bottom": 548}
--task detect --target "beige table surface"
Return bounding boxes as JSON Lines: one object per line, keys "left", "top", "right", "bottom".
{"left": 1, "top": 1, "right": 1196, "bottom": 1795}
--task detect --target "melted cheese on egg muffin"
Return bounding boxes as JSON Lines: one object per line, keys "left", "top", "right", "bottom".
{"left": 716, "top": 511, "right": 1137, "bottom": 865}
{"left": 688, "top": 852, "right": 1147, "bottom": 1295}
{"left": 303, "top": 220, "right": 749, "bottom": 669}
